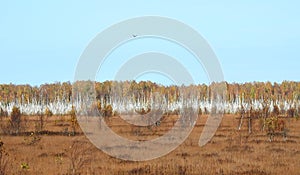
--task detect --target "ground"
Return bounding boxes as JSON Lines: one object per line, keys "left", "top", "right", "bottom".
{"left": 1, "top": 114, "right": 299, "bottom": 175}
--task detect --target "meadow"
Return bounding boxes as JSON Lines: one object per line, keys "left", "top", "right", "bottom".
{"left": 0, "top": 113, "right": 299, "bottom": 175}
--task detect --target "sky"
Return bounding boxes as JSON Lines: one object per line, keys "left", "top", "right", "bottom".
{"left": 0, "top": 1, "right": 300, "bottom": 86}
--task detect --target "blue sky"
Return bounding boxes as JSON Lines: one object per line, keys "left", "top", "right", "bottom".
{"left": 0, "top": 1, "right": 299, "bottom": 85}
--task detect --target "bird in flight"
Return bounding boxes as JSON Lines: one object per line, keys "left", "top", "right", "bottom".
{"left": 132, "top": 34, "right": 138, "bottom": 38}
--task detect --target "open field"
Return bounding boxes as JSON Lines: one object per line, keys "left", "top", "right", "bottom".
{"left": 0, "top": 114, "right": 299, "bottom": 175}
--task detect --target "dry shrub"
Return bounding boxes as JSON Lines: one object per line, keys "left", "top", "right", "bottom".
{"left": 23, "top": 132, "right": 41, "bottom": 145}
{"left": 10, "top": 106, "right": 21, "bottom": 133}
{"left": 68, "top": 106, "right": 78, "bottom": 135}
{"left": 88, "top": 101, "right": 102, "bottom": 116}
{"left": 0, "top": 108, "right": 8, "bottom": 135}
{"left": 272, "top": 105, "right": 280, "bottom": 116}
{"left": 103, "top": 104, "right": 113, "bottom": 117}
{"left": 35, "top": 112, "right": 48, "bottom": 133}
{"left": 0, "top": 140, "right": 9, "bottom": 175}
{"left": 44, "top": 107, "right": 53, "bottom": 117}
{"left": 0, "top": 108, "right": 8, "bottom": 118}
{"left": 135, "top": 107, "right": 151, "bottom": 115}
{"left": 287, "top": 108, "right": 295, "bottom": 118}
{"left": 7, "top": 106, "right": 26, "bottom": 135}
{"left": 198, "top": 107, "right": 202, "bottom": 115}
{"left": 66, "top": 139, "right": 93, "bottom": 175}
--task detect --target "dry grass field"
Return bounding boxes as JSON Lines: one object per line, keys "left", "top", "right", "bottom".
{"left": 1, "top": 114, "right": 299, "bottom": 174}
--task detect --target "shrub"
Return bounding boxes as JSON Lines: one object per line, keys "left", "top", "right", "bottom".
{"left": 44, "top": 107, "right": 53, "bottom": 117}
{"left": 272, "top": 105, "right": 280, "bottom": 116}
{"left": 23, "top": 132, "right": 41, "bottom": 145}
{"left": 0, "top": 108, "right": 8, "bottom": 118}
{"left": 95, "top": 101, "right": 101, "bottom": 112}
{"left": 69, "top": 106, "right": 78, "bottom": 135}
{"left": 287, "top": 108, "right": 295, "bottom": 118}
{"left": 211, "top": 106, "right": 217, "bottom": 114}
{"left": 89, "top": 101, "right": 102, "bottom": 116}
{"left": 204, "top": 107, "right": 209, "bottom": 115}
{"left": 135, "top": 107, "right": 151, "bottom": 115}
{"left": 0, "top": 140, "right": 9, "bottom": 175}
{"left": 0, "top": 109, "right": 8, "bottom": 132}
{"left": 103, "top": 104, "right": 113, "bottom": 117}
{"left": 20, "top": 162, "right": 29, "bottom": 170}
{"left": 33, "top": 107, "right": 52, "bottom": 133}
{"left": 35, "top": 112, "right": 48, "bottom": 133}
{"left": 198, "top": 107, "right": 202, "bottom": 115}
{"left": 9, "top": 106, "right": 22, "bottom": 135}
{"left": 67, "top": 140, "right": 93, "bottom": 175}
{"left": 113, "top": 110, "right": 119, "bottom": 116}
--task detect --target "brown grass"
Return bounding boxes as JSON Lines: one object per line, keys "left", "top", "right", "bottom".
{"left": 0, "top": 114, "right": 299, "bottom": 174}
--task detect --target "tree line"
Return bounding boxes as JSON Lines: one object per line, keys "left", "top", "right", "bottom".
{"left": 0, "top": 81, "right": 299, "bottom": 115}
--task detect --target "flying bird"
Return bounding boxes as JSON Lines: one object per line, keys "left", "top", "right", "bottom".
{"left": 132, "top": 34, "right": 138, "bottom": 38}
